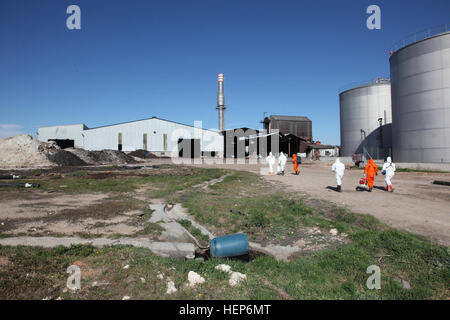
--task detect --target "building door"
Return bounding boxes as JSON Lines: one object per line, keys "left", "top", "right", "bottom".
{"left": 163, "top": 134, "right": 168, "bottom": 152}
{"left": 118, "top": 133, "right": 122, "bottom": 151}
{"left": 143, "top": 133, "right": 147, "bottom": 150}
{"left": 48, "top": 139, "right": 74, "bottom": 149}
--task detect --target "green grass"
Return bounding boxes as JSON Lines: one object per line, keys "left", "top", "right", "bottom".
{"left": 0, "top": 167, "right": 448, "bottom": 300}
{"left": 0, "top": 235, "right": 448, "bottom": 299}
{"left": 133, "top": 222, "right": 164, "bottom": 237}
{"left": 15, "top": 166, "right": 228, "bottom": 195}
{"left": 175, "top": 170, "right": 384, "bottom": 243}
{"left": 144, "top": 168, "right": 228, "bottom": 198}
{"left": 350, "top": 165, "right": 449, "bottom": 174}
{"left": 394, "top": 168, "right": 450, "bottom": 173}
{"left": 178, "top": 219, "right": 210, "bottom": 244}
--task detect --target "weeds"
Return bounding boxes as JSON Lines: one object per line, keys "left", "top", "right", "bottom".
{"left": 0, "top": 167, "right": 448, "bottom": 300}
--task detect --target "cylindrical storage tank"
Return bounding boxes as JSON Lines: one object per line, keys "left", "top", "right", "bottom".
{"left": 390, "top": 31, "right": 450, "bottom": 163}
{"left": 339, "top": 80, "right": 392, "bottom": 158}
{"left": 210, "top": 233, "right": 249, "bottom": 258}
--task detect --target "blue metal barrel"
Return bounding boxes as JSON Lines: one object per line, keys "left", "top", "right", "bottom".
{"left": 210, "top": 233, "right": 249, "bottom": 258}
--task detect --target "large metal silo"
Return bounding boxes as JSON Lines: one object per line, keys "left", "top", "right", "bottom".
{"left": 339, "top": 80, "right": 392, "bottom": 159}
{"left": 390, "top": 30, "right": 450, "bottom": 163}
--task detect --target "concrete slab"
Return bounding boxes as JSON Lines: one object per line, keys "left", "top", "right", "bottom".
{"left": 149, "top": 203, "right": 194, "bottom": 243}
{"left": 0, "top": 236, "right": 195, "bottom": 258}
{"left": 249, "top": 242, "right": 302, "bottom": 261}
{"left": 149, "top": 204, "right": 172, "bottom": 223}
{"left": 160, "top": 221, "right": 193, "bottom": 242}
{"left": 165, "top": 204, "right": 215, "bottom": 240}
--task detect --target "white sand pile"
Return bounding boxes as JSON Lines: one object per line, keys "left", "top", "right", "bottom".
{"left": 0, "top": 135, "right": 135, "bottom": 169}
{"left": 0, "top": 134, "right": 58, "bottom": 168}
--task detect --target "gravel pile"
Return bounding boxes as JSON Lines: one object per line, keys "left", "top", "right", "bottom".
{"left": 65, "top": 148, "right": 137, "bottom": 165}
{"left": 47, "top": 150, "right": 87, "bottom": 166}
{"left": 128, "top": 149, "right": 151, "bottom": 159}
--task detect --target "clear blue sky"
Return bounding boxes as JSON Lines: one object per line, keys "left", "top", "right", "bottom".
{"left": 1, "top": 0, "right": 449, "bottom": 144}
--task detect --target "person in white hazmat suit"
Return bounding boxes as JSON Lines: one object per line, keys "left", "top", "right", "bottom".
{"left": 266, "top": 152, "right": 276, "bottom": 175}
{"left": 382, "top": 156, "right": 396, "bottom": 192}
{"left": 331, "top": 158, "right": 345, "bottom": 192}
{"left": 278, "top": 152, "right": 287, "bottom": 175}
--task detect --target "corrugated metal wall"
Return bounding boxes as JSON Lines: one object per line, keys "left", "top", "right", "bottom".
{"left": 82, "top": 118, "right": 223, "bottom": 152}
{"left": 390, "top": 32, "right": 450, "bottom": 163}
{"left": 270, "top": 119, "right": 312, "bottom": 138}
{"left": 339, "top": 83, "right": 392, "bottom": 158}
{"left": 38, "top": 124, "right": 86, "bottom": 148}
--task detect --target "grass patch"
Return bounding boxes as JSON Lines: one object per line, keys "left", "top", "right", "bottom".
{"left": 0, "top": 167, "right": 448, "bottom": 300}
{"left": 145, "top": 168, "right": 229, "bottom": 198}
{"left": 394, "top": 168, "right": 450, "bottom": 173}
{"left": 178, "top": 219, "right": 210, "bottom": 244}
{"left": 15, "top": 166, "right": 228, "bottom": 195}
{"left": 350, "top": 165, "right": 449, "bottom": 174}
{"left": 133, "top": 222, "right": 164, "bottom": 237}
{"left": 39, "top": 176, "right": 149, "bottom": 193}
{"left": 177, "top": 171, "right": 385, "bottom": 243}
{"left": 0, "top": 237, "right": 448, "bottom": 299}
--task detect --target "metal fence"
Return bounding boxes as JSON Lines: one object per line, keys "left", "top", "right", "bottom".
{"left": 390, "top": 23, "right": 449, "bottom": 53}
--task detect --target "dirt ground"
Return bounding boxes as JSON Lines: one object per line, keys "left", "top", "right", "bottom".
{"left": 1, "top": 159, "right": 449, "bottom": 246}
{"left": 268, "top": 162, "right": 450, "bottom": 246}
{"left": 136, "top": 158, "right": 450, "bottom": 246}
{"left": 0, "top": 189, "right": 150, "bottom": 237}
{"left": 0, "top": 165, "right": 216, "bottom": 240}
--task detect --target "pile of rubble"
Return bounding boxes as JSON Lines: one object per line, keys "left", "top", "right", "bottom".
{"left": 0, "top": 134, "right": 61, "bottom": 168}
{"left": 128, "top": 149, "right": 169, "bottom": 159}
{"left": 0, "top": 134, "right": 137, "bottom": 168}
{"left": 65, "top": 148, "right": 137, "bottom": 165}
{"left": 47, "top": 150, "right": 87, "bottom": 167}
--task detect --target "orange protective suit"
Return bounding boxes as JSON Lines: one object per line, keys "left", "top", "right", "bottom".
{"left": 292, "top": 154, "right": 299, "bottom": 175}
{"left": 363, "top": 158, "right": 378, "bottom": 190}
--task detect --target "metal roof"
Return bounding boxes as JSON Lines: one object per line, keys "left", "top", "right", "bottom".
{"left": 86, "top": 116, "right": 219, "bottom": 133}
{"left": 38, "top": 123, "right": 89, "bottom": 129}
{"left": 270, "top": 115, "right": 311, "bottom": 122}
{"left": 308, "top": 144, "right": 335, "bottom": 149}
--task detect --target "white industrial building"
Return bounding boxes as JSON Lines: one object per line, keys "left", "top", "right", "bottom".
{"left": 38, "top": 124, "right": 88, "bottom": 149}
{"left": 38, "top": 117, "right": 223, "bottom": 157}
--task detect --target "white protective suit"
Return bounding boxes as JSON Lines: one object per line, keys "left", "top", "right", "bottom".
{"left": 278, "top": 152, "right": 287, "bottom": 174}
{"left": 266, "top": 152, "right": 276, "bottom": 174}
{"left": 331, "top": 158, "right": 345, "bottom": 186}
{"left": 382, "top": 156, "right": 396, "bottom": 186}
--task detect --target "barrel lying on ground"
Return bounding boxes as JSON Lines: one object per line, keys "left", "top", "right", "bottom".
{"left": 210, "top": 233, "right": 250, "bottom": 258}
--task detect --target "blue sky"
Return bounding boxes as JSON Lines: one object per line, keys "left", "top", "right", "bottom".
{"left": 0, "top": 0, "right": 449, "bottom": 144}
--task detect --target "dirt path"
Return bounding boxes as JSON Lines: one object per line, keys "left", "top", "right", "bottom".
{"left": 150, "top": 158, "right": 450, "bottom": 246}
{"left": 265, "top": 162, "right": 450, "bottom": 246}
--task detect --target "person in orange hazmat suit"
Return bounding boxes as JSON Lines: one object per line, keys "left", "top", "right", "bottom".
{"left": 292, "top": 154, "right": 299, "bottom": 175}
{"left": 363, "top": 158, "right": 378, "bottom": 192}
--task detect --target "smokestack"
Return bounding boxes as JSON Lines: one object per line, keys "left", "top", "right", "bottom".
{"left": 217, "top": 73, "right": 226, "bottom": 131}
